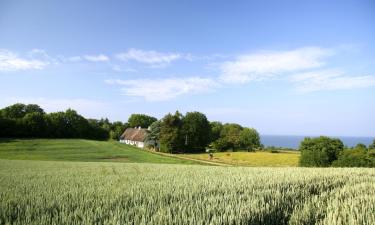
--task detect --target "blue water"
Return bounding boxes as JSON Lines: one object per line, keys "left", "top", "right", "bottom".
{"left": 261, "top": 135, "right": 374, "bottom": 149}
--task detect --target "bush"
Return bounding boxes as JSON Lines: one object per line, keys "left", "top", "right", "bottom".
{"left": 299, "top": 136, "right": 344, "bottom": 167}
{"left": 333, "top": 148, "right": 375, "bottom": 167}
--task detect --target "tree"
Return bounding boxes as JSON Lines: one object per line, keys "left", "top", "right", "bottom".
{"left": 299, "top": 136, "right": 344, "bottom": 167}
{"left": 22, "top": 112, "right": 47, "bottom": 137}
{"left": 46, "top": 109, "right": 105, "bottom": 139}
{"left": 0, "top": 117, "right": 17, "bottom": 137}
{"left": 24, "top": 104, "right": 45, "bottom": 115}
{"left": 109, "top": 121, "right": 128, "bottom": 140}
{"left": 333, "top": 146, "right": 375, "bottom": 167}
{"left": 128, "top": 114, "right": 157, "bottom": 128}
{"left": 209, "top": 121, "right": 223, "bottom": 143}
{"left": 159, "top": 111, "right": 183, "bottom": 153}
{"left": 181, "top": 112, "right": 211, "bottom": 153}
{"left": 145, "top": 120, "right": 161, "bottom": 149}
{"left": 212, "top": 123, "right": 243, "bottom": 151}
{"left": 239, "top": 128, "right": 261, "bottom": 151}
{"left": 355, "top": 143, "right": 367, "bottom": 150}
{"left": 369, "top": 139, "right": 375, "bottom": 150}
{"left": 0, "top": 103, "right": 27, "bottom": 119}
{"left": 0, "top": 103, "right": 45, "bottom": 119}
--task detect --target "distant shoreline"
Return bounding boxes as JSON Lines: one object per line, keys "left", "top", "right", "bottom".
{"left": 260, "top": 135, "right": 374, "bottom": 149}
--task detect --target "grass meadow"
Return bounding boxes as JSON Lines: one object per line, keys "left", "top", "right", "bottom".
{"left": 0, "top": 139, "right": 198, "bottom": 164}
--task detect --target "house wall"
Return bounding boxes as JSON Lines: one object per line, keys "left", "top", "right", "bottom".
{"left": 119, "top": 139, "right": 144, "bottom": 148}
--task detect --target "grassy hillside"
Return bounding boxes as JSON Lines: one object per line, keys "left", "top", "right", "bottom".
{"left": 181, "top": 150, "right": 300, "bottom": 167}
{"left": 0, "top": 159, "right": 374, "bottom": 225}
{"left": 0, "top": 139, "right": 198, "bottom": 164}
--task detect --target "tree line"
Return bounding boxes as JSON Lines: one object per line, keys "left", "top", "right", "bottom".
{"left": 145, "top": 111, "right": 261, "bottom": 153}
{"left": 299, "top": 136, "right": 375, "bottom": 167}
{"left": 0, "top": 104, "right": 109, "bottom": 140}
{"left": 0, "top": 104, "right": 262, "bottom": 153}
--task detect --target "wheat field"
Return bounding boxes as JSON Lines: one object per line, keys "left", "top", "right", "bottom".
{"left": 0, "top": 159, "right": 374, "bottom": 225}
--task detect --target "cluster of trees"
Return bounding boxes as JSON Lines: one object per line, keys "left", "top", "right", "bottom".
{"left": 210, "top": 122, "right": 261, "bottom": 152}
{"left": 299, "top": 136, "right": 375, "bottom": 167}
{"left": 0, "top": 103, "right": 261, "bottom": 153}
{"left": 0, "top": 104, "right": 109, "bottom": 140}
{"left": 0, "top": 103, "right": 170, "bottom": 141}
{"left": 145, "top": 111, "right": 261, "bottom": 153}
{"left": 95, "top": 114, "right": 156, "bottom": 140}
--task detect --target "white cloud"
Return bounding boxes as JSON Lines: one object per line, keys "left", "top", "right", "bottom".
{"left": 116, "top": 48, "right": 181, "bottom": 66}
{"left": 0, "top": 49, "right": 50, "bottom": 71}
{"left": 219, "top": 47, "right": 332, "bottom": 84}
{"left": 106, "top": 77, "right": 219, "bottom": 101}
{"left": 83, "top": 54, "right": 109, "bottom": 62}
{"left": 290, "top": 70, "right": 375, "bottom": 92}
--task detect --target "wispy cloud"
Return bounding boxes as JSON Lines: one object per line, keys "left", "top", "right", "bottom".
{"left": 0, "top": 49, "right": 51, "bottom": 71}
{"left": 111, "top": 65, "right": 137, "bottom": 72}
{"left": 116, "top": 48, "right": 181, "bottom": 66}
{"left": 106, "top": 77, "right": 219, "bottom": 101}
{"left": 219, "top": 47, "right": 332, "bottom": 84}
{"left": 83, "top": 54, "right": 109, "bottom": 62}
{"left": 66, "top": 56, "right": 82, "bottom": 62}
{"left": 290, "top": 70, "right": 375, "bottom": 92}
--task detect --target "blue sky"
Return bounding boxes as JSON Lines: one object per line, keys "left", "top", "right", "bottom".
{"left": 0, "top": 0, "right": 374, "bottom": 136}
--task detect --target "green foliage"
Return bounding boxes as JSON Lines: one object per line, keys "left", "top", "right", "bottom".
{"left": 0, "top": 104, "right": 109, "bottom": 140}
{"left": 369, "top": 138, "right": 375, "bottom": 150}
{"left": 181, "top": 112, "right": 211, "bottom": 153}
{"left": 159, "top": 111, "right": 183, "bottom": 153}
{"left": 239, "top": 128, "right": 261, "bottom": 151}
{"left": 299, "top": 136, "right": 344, "bottom": 167}
{"left": 209, "top": 121, "right": 223, "bottom": 143}
{"left": 355, "top": 143, "right": 367, "bottom": 150}
{"left": 332, "top": 147, "right": 375, "bottom": 167}
{"left": 145, "top": 120, "right": 161, "bottom": 149}
{"left": 211, "top": 123, "right": 261, "bottom": 151}
{"left": 109, "top": 121, "right": 128, "bottom": 140}
{"left": 0, "top": 160, "right": 374, "bottom": 225}
{"left": 22, "top": 112, "right": 47, "bottom": 137}
{"left": 0, "top": 118, "right": 17, "bottom": 137}
{"left": 0, "top": 103, "right": 45, "bottom": 119}
{"left": 1, "top": 103, "right": 263, "bottom": 152}
{"left": 127, "top": 114, "right": 157, "bottom": 128}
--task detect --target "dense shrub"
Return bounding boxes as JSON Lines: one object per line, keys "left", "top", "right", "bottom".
{"left": 299, "top": 136, "right": 344, "bottom": 167}
{"left": 211, "top": 123, "right": 261, "bottom": 151}
{"left": 333, "top": 147, "right": 375, "bottom": 167}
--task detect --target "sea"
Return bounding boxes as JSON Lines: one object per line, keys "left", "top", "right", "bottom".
{"left": 260, "top": 135, "right": 374, "bottom": 149}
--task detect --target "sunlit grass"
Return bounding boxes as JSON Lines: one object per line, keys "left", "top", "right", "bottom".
{"left": 0, "top": 139, "right": 198, "bottom": 164}
{"left": 181, "top": 151, "right": 300, "bottom": 167}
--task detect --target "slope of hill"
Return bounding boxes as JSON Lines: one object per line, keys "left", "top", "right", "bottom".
{"left": 0, "top": 139, "right": 199, "bottom": 164}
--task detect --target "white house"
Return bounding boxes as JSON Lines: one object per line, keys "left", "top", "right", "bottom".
{"left": 119, "top": 127, "right": 148, "bottom": 148}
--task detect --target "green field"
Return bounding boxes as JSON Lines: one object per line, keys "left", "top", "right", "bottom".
{"left": 181, "top": 151, "right": 300, "bottom": 167}
{"left": 0, "top": 139, "right": 198, "bottom": 164}
{"left": 0, "top": 159, "right": 374, "bottom": 225}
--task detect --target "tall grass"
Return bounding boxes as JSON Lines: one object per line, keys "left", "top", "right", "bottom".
{"left": 0, "top": 159, "right": 374, "bottom": 225}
